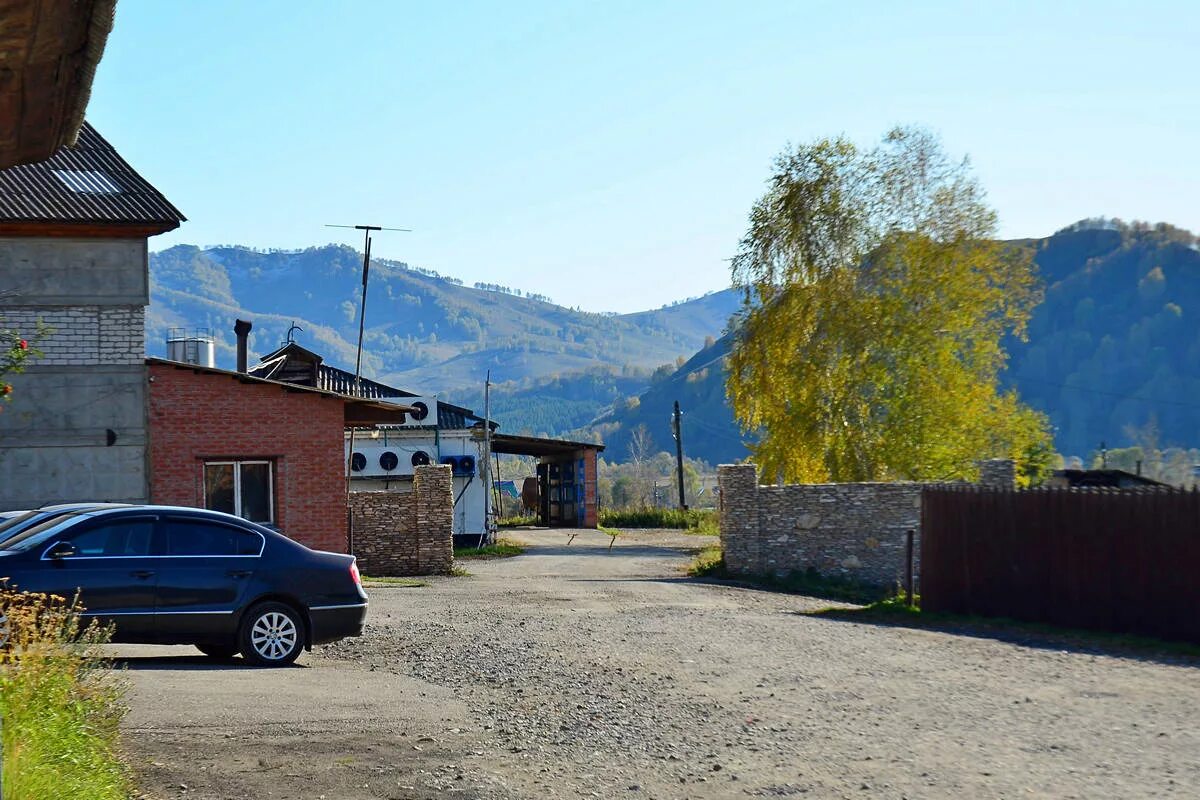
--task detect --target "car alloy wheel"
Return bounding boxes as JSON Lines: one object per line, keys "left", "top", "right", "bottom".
{"left": 239, "top": 602, "right": 303, "bottom": 666}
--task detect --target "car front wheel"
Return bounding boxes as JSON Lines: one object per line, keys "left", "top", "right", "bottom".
{"left": 238, "top": 602, "right": 304, "bottom": 666}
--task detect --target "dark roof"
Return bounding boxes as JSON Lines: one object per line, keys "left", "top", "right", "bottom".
{"left": 249, "top": 342, "right": 485, "bottom": 430}
{"left": 146, "top": 357, "right": 416, "bottom": 427}
{"left": 1052, "top": 469, "right": 1170, "bottom": 488}
{"left": 491, "top": 432, "right": 604, "bottom": 457}
{"left": 0, "top": 122, "right": 184, "bottom": 230}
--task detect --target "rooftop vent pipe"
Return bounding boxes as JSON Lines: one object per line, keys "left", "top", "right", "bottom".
{"left": 234, "top": 319, "right": 252, "bottom": 373}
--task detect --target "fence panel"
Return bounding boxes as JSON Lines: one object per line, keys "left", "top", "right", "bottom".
{"left": 921, "top": 486, "right": 1200, "bottom": 643}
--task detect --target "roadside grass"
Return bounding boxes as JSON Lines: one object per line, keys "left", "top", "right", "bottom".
{"left": 600, "top": 508, "right": 718, "bottom": 535}
{"left": 454, "top": 538, "right": 526, "bottom": 560}
{"left": 0, "top": 589, "right": 130, "bottom": 800}
{"left": 685, "top": 545, "right": 887, "bottom": 604}
{"left": 360, "top": 576, "right": 428, "bottom": 588}
{"left": 687, "top": 545, "right": 724, "bottom": 577}
{"left": 811, "top": 598, "right": 1200, "bottom": 660}
{"left": 496, "top": 514, "right": 538, "bottom": 527}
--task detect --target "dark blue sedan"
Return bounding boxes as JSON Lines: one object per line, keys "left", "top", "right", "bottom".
{"left": 0, "top": 505, "right": 367, "bottom": 665}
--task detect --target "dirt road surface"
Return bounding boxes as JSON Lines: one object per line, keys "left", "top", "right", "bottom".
{"left": 120, "top": 529, "right": 1200, "bottom": 799}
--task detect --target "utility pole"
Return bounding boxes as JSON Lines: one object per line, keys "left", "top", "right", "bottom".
{"left": 672, "top": 400, "right": 687, "bottom": 510}
{"left": 326, "top": 223, "right": 410, "bottom": 553}
{"left": 483, "top": 370, "right": 493, "bottom": 544}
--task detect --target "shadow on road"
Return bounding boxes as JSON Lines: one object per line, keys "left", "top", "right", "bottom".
{"left": 520, "top": 544, "right": 704, "bottom": 558}
{"left": 806, "top": 607, "right": 1200, "bottom": 669}
{"left": 114, "top": 654, "right": 307, "bottom": 671}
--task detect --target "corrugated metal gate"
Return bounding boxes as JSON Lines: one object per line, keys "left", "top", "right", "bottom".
{"left": 921, "top": 486, "right": 1200, "bottom": 643}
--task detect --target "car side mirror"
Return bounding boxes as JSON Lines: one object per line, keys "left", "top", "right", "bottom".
{"left": 45, "top": 541, "right": 76, "bottom": 560}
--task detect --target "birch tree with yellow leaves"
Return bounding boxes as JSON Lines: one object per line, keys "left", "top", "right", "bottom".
{"left": 727, "top": 127, "right": 1052, "bottom": 484}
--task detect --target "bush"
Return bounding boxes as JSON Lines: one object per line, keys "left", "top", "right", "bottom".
{"left": 599, "top": 508, "right": 717, "bottom": 535}
{"left": 0, "top": 588, "right": 129, "bottom": 800}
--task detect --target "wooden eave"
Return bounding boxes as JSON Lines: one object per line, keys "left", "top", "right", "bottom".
{"left": 0, "top": 220, "right": 181, "bottom": 238}
{"left": 0, "top": 0, "right": 116, "bottom": 169}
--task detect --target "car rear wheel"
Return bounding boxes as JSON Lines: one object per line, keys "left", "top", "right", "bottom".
{"left": 196, "top": 644, "right": 238, "bottom": 660}
{"left": 239, "top": 602, "right": 304, "bottom": 666}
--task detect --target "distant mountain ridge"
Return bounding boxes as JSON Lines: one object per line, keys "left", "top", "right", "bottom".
{"left": 150, "top": 221, "right": 1200, "bottom": 462}
{"left": 147, "top": 244, "right": 740, "bottom": 402}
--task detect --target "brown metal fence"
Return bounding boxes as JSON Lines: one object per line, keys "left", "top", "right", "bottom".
{"left": 921, "top": 486, "right": 1200, "bottom": 643}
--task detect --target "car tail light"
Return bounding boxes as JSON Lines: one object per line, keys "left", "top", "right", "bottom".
{"left": 349, "top": 561, "right": 362, "bottom": 586}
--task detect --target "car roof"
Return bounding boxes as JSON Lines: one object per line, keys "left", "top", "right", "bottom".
{"left": 76, "top": 505, "right": 260, "bottom": 523}
{"left": 10, "top": 502, "right": 133, "bottom": 515}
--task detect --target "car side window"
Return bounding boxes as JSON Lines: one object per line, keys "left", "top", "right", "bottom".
{"left": 63, "top": 519, "right": 155, "bottom": 557}
{"left": 166, "top": 519, "right": 262, "bottom": 557}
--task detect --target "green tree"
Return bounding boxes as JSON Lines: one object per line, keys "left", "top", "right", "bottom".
{"left": 1, "top": 319, "right": 44, "bottom": 409}
{"left": 727, "top": 127, "right": 1051, "bottom": 483}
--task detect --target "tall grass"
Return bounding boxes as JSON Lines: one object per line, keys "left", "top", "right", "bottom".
{"left": 0, "top": 588, "right": 129, "bottom": 800}
{"left": 599, "top": 507, "right": 718, "bottom": 535}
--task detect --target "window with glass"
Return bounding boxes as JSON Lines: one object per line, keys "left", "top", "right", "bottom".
{"left": 64, "top": 519, "right": 155, "bottom": 557}
{"left": 203, "top": 461, "right": 274, "bottom": 524}
{"left": 165, "top": 519, "right": 263, "bottom": 557}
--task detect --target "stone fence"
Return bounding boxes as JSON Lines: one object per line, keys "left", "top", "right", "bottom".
{"left": 349, "top": 464, "right": 454, "bottom": 576}
{"left": 717, "top": 460, "right": 1014, "bottom": 588}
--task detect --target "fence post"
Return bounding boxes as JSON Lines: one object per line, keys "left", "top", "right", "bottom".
{"left": 905, "top": 529, "right": 915, "bottom": 607}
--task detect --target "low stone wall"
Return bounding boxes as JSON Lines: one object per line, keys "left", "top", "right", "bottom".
{"left": 349, "top": 464, "right": 454, "bottom": 576}
{"left": 718, "top": 465, "right": 921, "bottom": 588}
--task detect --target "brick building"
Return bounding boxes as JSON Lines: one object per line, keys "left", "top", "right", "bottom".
{"left": 146, "top": 358, "right": 412, "bottom": 552}
{"left": 0, "top": 123, "right": 184, "bottom": 509}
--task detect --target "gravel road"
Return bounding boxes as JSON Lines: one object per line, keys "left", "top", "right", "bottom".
{"left": 122, "top": 528, "right": 1200, "bottom": 799}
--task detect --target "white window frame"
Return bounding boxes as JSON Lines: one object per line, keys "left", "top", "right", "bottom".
{"left": 203, "top": 460, "right": 275, "bottom": 524}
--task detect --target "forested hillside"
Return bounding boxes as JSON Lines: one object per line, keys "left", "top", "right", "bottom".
{"left": 147, "top": 244, "right": 739, "bottom": 396}
{"left": 1005, "top": 220, "right": 1200, "bottom": 455}
{"left": 594, "top": 221, "right": 1200, "bottom": 462}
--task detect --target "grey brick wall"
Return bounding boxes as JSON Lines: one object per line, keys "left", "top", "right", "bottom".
{"left": 718, "top": 461, "right": 1016, "bottom": 588}
{"left": 349, "top": 465, "right": 454, "bottom": 576}
{"left": 2, "top": 306, "right": 144, "bottom": 365}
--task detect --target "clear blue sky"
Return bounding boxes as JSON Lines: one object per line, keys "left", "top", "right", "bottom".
{"left": 89, "top": 1, "right": 1198, "bottom": 313}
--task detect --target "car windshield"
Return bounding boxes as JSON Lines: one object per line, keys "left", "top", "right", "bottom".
{"left": 0, "top": 511, "right": 92, "bottom": 552}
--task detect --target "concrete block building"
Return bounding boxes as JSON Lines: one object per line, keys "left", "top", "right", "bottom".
{"left": 0, "top": 123, "right": 184, "bottom": 509}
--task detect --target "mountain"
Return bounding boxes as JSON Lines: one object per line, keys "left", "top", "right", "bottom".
{"left": 594, "top": 221, "right": 1200, "bottom": 462}
{"left": 149, "top": 223, "right": 1200, "bottom": 461}
{"left": 587, "top": 332, "right": 749, "bottom": 464}
{"left": 147, "top": 244, "right": 740, "bottom": 401}
{"left": 1005, "top": 220, "right": 1200, "bottom": 456}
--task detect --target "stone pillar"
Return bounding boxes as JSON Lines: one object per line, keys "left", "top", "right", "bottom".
{"left": 718, "top": 464, "right": 759, "bottom": 575}
{"left": 414, "top": 464, "right": 454, "bottom": 574}
{"left": 977, "top": 459, "right": 1016, "bottom": 490}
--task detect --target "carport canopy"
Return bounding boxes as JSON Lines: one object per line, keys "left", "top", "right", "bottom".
{"left": 488, "top": 432, "right": 605, "bottom": 457}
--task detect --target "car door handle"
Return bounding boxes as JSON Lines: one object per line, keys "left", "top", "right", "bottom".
{"left": 131, "top": 570, "right": 155, "bottom": 579}
{"left": 227, "top": 570, "right": 252, "bottom": 579}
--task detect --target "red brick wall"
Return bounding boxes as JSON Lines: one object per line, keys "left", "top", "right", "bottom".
{"left": 581, "top": 448, "right": 599, "bottom": 528}
{"left": 147, "top": 363, "right": 347, "bottom": 552}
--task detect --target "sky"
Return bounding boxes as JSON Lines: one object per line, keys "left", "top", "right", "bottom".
{"left": 88, "top": 1, "right": 1198, "bottom": 313}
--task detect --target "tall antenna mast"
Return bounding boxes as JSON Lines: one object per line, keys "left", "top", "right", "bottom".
{"left": 326, "top": 223, "right": 411, "bottom": 553}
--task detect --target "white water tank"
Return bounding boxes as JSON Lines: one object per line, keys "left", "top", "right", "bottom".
{"left": 167, "top": 328, "right": 216, "bottom": 367}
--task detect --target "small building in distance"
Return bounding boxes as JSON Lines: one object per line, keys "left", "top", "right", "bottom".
{"left": 1048, "top": 469, "right": 1171, "bottom": 489}
{"left": 0, "top": 123, "right": 184, "bottom": 510}
{"left": 248, "top": 340, "right": 604, "bottom": 540}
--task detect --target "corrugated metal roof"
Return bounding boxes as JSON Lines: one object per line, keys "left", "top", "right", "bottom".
{"left": 0, "top": 122, "right": 184, "bottom": 227}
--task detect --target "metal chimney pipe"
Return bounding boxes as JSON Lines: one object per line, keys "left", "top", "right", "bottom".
{"left": 234, "top": 319, "right": 252, "bottom": 373}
